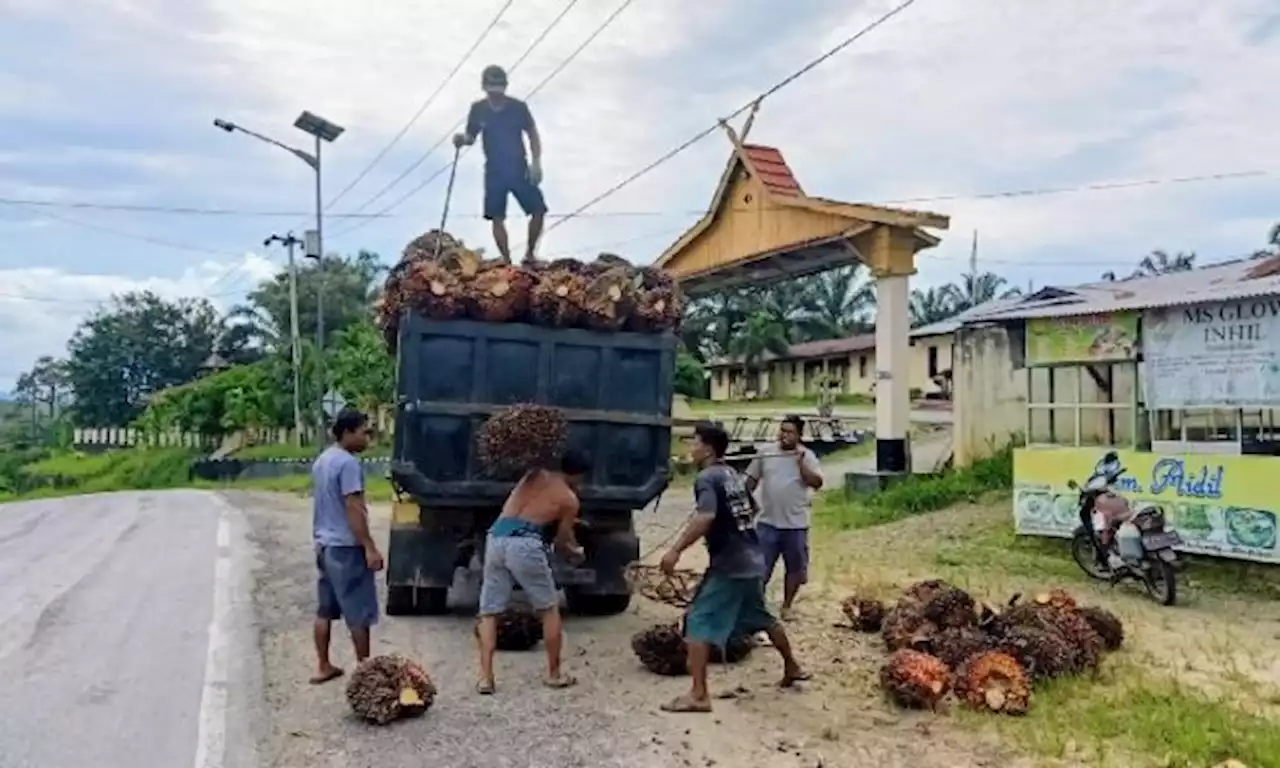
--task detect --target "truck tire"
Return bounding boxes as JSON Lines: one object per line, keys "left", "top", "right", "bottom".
{"left": 564, "top": 590, "right": 632, "bottom": 616}
{"left": 386, "top": 586, "right": 450, "bottom": 616}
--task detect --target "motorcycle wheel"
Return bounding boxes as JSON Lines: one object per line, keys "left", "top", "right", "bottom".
{"left": 1143, "top": 557, "right": 1177, "bottom": 606}
{"left": 1071, "top": 532, "right": 1111, "bottom": 580}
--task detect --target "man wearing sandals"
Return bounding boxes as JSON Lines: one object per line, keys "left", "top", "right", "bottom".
{"left": 474, "top": 449, "right": 590, "bottom": 694}
{"left": 658, "top": 423, "right": 810, "bottom": 713}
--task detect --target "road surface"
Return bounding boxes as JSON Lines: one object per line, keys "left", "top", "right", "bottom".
{"left": 0, "top": 491, "right": 261, "bottom": 768}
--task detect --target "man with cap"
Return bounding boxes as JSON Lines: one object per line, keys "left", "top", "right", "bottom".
{"left": 453, "top": 65, "right": 546, "bottom": 264}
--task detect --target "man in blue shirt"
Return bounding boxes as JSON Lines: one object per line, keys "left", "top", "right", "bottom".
{"left": 658, "top": 423, "right": 810, "bottom": 713}
{"left": 453, "top": 64, "right": 546, "bottom": 264}
{"left": 309, "top": 408, "right": 383, "bottom": 685}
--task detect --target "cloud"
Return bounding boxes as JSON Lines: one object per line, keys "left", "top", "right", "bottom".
{"left": 2, "top": 0, "right": 1279, "bottom": 379}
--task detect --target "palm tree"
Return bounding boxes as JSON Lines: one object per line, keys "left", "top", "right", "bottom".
{"left": 950, "top": 271, "right": 1021, "bottom": 313}
{"left": 1133, "top": 249, "right": 1196, "bottom": 277}
{"left": 1269, "top": 222, "right": 1280, "bottom": 250}
{"left": 797, "top": 265, "right": 874, "bottom": 339}
{"left": 726, "top": 311, "right": 789, "bottom": 398}
{"left": 909, "top": 286, "right": 958, "bottom": 327}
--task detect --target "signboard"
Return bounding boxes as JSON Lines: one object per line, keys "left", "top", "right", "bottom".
{"left": 1143, "top": 298, "right": 1280, "bottom": 408}
{"left": 322, "top": 389, "right": 345, "bottom": 419}
{"left": 1013, "top": 447, "right": 1280, "bottom": 564}
{"left": 1025, "top": 312, "right": 1137, "bottom": 367}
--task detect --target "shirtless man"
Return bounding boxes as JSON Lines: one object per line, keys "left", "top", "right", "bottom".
{"left": 475, "top": 449, "right": 589, "bottom": 694}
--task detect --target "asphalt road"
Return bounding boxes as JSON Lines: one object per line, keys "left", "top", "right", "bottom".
{"left": 0, "top": 491, "right": 261, "bottom": 768}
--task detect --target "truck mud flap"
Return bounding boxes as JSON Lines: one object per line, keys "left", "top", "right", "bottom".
{"left": 386, "top": 520, "right": 459, "bottom": 589}
{"left": 570, "top": 529, "right": 640, "bottom": 596}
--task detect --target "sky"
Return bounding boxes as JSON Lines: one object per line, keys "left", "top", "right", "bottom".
{"left": 1, "top": 0, "right": 1278, "bottom": 391}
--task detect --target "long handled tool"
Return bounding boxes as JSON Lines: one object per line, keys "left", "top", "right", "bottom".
{"left": 432, "top": 145, "right": 462, "bottom": 259}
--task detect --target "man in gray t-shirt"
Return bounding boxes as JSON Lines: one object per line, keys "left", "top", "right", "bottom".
{"left": 309, "top": 408, "right": 383, "bottom": 685}
{"left": 745, "top": 416, "right": 824, "bottom": 621}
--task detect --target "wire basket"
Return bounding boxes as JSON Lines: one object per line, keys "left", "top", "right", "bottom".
{"left": 627, "top": 564, "right": 703, "bottom": 609}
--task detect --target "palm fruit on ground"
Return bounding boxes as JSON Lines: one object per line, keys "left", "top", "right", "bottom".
{"left": 879, "top": 649, "right": 951, "bottom": 710}
{"left": 710, "top": 634, "right": 754, "bottom": 664}
{"left": 475, "top": 403, "right": 568, "bottom": 480}
{"left": 631, "top": 623, "right": 688, "bottom": 676}
{"left": 881, "top": 603, "right": 939, "bottom": 652}
{"left": 346, "top": 654, "right": 437, "bottom": 725}
{"left": 997, "top": 600, "right": 1104, "bottom": 673}
{"left": 841, "top": 595, "right": 887, "bottom": 632}
{"left": 901, "top": 579, "right": 956, "bottom": 606}
{"left": 992, "top": 625, "right": 1077, "bottom": 681}
{"left": 469, "top": 264, "right": 534, "bottom": 323}
{"left": 473, "top": 607, "right": 544, "bottom": 651}
{"left": 922, "top": 586, "right": 979, "bottom": 630}
{"left": 529, "top": 266, "right": 587, "bottom": 328}
{"left": 1078, "top": 606, "right": 1124, "bottom": 651}
{"left": 930, "top": 626, "right": 994, "bottom": 670}
{"left": 1033, "top": 588, "right": 1078, "bottom": 611}
{"left": 955, "top": 652, "right": 1031, "bottom": 715}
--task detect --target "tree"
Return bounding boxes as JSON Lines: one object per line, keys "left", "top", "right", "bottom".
{"left": 1268, "top": 222, "right": 1280, "bottom": 250}
{"left": 65, "top": 291, "right": 222, "bottom": 427}
{"left": 909, "top": 286, "right": 958, "bottom": 328}
{"left": 674, "top": 348, "right": 707, "bottom": 399}
{"left": 1134, "top": 249, "right": 1196, "bottom": 278}
{"left": 726, "top": 311, "right": 789, "bottom": 397}
{"left": 796, "top": 265, "right": 874, "bottom": 339}
{"left": 950, "top": 271, "right": 1021, "bottom": 313}
{"left": 237, "top": 250, "right": 385, "bottom": 351}
{"left": 328, "top": 319, "right": 395, "bottom": 415}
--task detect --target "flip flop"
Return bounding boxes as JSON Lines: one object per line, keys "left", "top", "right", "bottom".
{"left": 309, "top": 667, "right": 345, "bottom": 685}
{"left": 476, "top": 680, "right": 496, "bottom": 695}
{"left": 779, "top": 669, "right": 813, "bottom": 688}
{"left": 660, "top": 695, "right": 712, "bottom": 713}
{"left": 543, "top": 674, "right": 578, "bottom": 689}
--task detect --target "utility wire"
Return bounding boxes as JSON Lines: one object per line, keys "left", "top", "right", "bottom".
{"left": 321, "top": 0, "right": 516, "bottom": 212}
{"left": 334, "top": 0, "right": 590, "bottom": 224}
{"left": 332, "top": 0, "right": 632, "bottom": 236}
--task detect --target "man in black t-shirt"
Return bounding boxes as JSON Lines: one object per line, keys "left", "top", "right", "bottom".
{"left": 453, "top": 65, "right": 547, "bottom": 264}
{"left": 658, "top": 423, "right": 810, "bottom": 713}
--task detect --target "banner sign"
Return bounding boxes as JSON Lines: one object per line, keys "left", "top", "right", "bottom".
{"left": 1025, "top": 312, "right": 1137, "bottom": 367}
{"left": 1143, "top": 298, "right": 1280, "bottom": 407}
{"left": 1013, "top": 447, "right": 1279, "bottom": 564}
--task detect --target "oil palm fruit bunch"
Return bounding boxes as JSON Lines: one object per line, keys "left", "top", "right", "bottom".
{"left": 581, "top": 266, "right": 636, "bottom": 331}
{"left": 841, "top": 595, "right": 887, "bottom": 633}
{"left": 473, "top": 608, "right": 544, "bottom": 651}
{"left": 401, "top": 260, "right": 466, "bottom": 321}
{"left": 901, "top": 579, "right": 956, "bottom": 606}
{"left": 475, "top": 403, "right": 568, "bottom": 479}
{"left": 955, "top": 652, "right": 1031, "bottom": 715}
{"left": 631, "top": 622, "right": 688, "bottom": 676}
{"left": 346, "top": 654, "right": 437, "bottom": 725}
{"left": 992, "top": 625, "right": 1076, "bottom": 681}
{"left": 922, "top": 586, "right": 979, "bottom": 630}
{"left": 470, "top": 264, "right": 534, "bottom": 323}
{"left": 881, "top": 603, "right": 939, "bottom": 652}
{"left": 929, "top": 627, "right": 993, "bottom": 670}
{"left": 529, "top": 266, "right": 587, "bottom": 328}
{"left": 879, "top": 649, "right": 951, "bottom": 710}
{"left": 710, "top": 634, "right": 754, "bottom": 664}
{"left": 402, "top": 229, "right": 463, "bottom": 262}
{"left": 1033, "top": 588, "right": 1078, "bottom": 611}
{"left": 1078, "top": 606, "right": 1124, "bottom": 651}
{"left": 998, "top": 598, "right": 1104, "bottom": 673}
{"left": 627, "top": 265, "right": 683, "bottom": 333}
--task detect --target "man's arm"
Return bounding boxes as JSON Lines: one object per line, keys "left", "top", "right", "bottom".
{"left": 454, "top": 102, "right": 482, "bottom": 146}
{"left": 339, "top": 459, "right": 381, "bottom": 560}
{"left": 524, "top": 104, "right": 542, "bottom": 164}
{"left": 661, "top": 475, "right": 717, "bottom": 572}
{"left": 554, "top": 493, "right": 582, "bottom": 555}
{"left": 743, "top": 458, "right": 762, "bottom": 494}
{"left": 798, "top": 450, "right": 824, "bottom": 490}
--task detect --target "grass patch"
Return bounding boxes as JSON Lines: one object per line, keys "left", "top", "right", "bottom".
{"left": 200, "top": 473, "right": 396, "bottom": 502}
{"left": 815, "top": 446, "right": 1012, "bottom": 532}
{"left": 14, "top": 448, "right": 199, "bottom": 498}
{"left": 964, "top": 663, "right": 1280, "bottom": 768}
{"left": 232, "top": 442, "right": 391, "bottom": 461}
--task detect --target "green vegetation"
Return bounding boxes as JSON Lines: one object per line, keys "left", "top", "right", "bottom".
{"left": 13, "top": 448, "right": 198, "bottom": 498}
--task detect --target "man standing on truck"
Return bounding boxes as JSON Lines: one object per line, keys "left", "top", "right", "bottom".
{"left": 659, "top": 423, "right": 810, "bottom": 713}
{"left": 309, "top": 408, "right": 384, "bottom": 685}
{"left": 744, "top": 415, "right": 824, "bottom": 622}
{"left": 452, "top": 64, "right": 546, "bottom": 264}
{"left": 474, "top": 449, "right": 589, "bottom": 695}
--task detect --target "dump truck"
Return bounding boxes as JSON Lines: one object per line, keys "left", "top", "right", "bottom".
{"left": 384, "top": 313, "right": 676, "bottom": 616}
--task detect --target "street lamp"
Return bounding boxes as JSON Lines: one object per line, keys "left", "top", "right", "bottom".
{"left": 213, "top": 111, "right": 344, "bottom": 438}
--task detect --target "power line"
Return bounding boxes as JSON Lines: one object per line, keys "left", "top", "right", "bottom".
{"left": 532, "top": 0, "right": 922, "bottom": 244}
{"left": 321, "top": 0, "right": 516, "bottom": 212}
{"left": 333, "top": 0, "right": 632, "bottom": 236}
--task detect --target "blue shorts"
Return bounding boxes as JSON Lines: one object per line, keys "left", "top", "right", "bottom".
{"left": 478, "top": 534, "right": 559, "bottom": 616}
{"left": 316, "top": 545, "right": 379, "bottom": 629}
{"left": 484, "top": 168, "right": 547, "bottom": 221}
{"left": 757, "top": 523, "right": 809, "bottom": 586}
{"left": 683, "top": 573, "right": 776, "bottom": 648}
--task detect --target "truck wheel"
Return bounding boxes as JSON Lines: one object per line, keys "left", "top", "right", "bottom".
{"left": 565, "top": 591, "right": 632, "bottom": 616}
{"left": 386, "top": 586, "right": 450, "bottom": 616}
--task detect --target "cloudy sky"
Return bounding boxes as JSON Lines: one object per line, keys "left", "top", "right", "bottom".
{"left": 1, "top": 0, "right": 1278, "bottom": 391}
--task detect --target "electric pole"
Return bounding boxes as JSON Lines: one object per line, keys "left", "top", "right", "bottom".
{"left": 969, "top": 229, "right": 978, "bottom": 281}
{"left": 264, "top": 233, "right": 305, "bottom": 447}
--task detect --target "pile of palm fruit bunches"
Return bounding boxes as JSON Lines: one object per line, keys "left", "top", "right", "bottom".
{"left": 842, "top": 581, "right": 1124, "bottom": 716}
{"left": 373, "top": 229, "right": 684, "bottom": 349}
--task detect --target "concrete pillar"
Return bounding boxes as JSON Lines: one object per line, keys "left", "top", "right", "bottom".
{"left": 875, "top": 272, "right": 912, "bottom": 473}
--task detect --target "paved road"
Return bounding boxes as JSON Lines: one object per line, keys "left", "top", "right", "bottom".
{"left": 0, "top": 491, "right": 261, "bottom": 768}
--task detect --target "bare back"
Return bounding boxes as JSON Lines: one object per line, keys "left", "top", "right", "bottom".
{"left": 500, "top": 469, "right": 574, "bottom": 526}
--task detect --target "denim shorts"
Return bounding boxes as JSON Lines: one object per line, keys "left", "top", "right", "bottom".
{"left": 757, "top": 523, "right": 809, "bottom": 585}
{"left": 478, "top": 534, "right": 559, "bottom": 615}
{"left": 316, "top": 545, "right": 379, "bottom": 629}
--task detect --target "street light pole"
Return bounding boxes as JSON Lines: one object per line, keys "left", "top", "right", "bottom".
{"left": 313, "top": 134, "right": 326, "bottom": 434}
{"left": 264, "top": 233, "right": 305, "bottom": 447}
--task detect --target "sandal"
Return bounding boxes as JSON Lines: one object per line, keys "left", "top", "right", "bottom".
{"left": 661, "top": 695, "right": 713, "bottom": 713}
{"left": 780, "top": 669, "right": 813, "bottom": 688}
{"left": 476, "top": 680, "right": 496, "bottom": 695}
{"left": 309, "top": 667, "right": 344, "bottom": 685}
{"left": 543, "top": 673, "right": 578, "bottom": 689}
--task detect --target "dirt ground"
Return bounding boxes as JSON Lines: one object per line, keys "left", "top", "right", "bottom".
{"left": 228, "top": 453, "right": 1280, "bottom": 768}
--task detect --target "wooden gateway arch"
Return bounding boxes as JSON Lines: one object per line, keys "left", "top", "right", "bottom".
{"left": 656, "top": 118, "right": 950, "bottom": 474}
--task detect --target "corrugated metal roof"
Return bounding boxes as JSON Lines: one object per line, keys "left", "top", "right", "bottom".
{"left": 909, "top": 296, "right": 1025, "bottom": 337}
{"left": 741, "top": 144, "right": 804, "bottom": 197}
{"left": 962, "top": 255, "right": 1280, "bottom": 322}
{"left": 706, "top": 332, "right": 876, "bottom": 368}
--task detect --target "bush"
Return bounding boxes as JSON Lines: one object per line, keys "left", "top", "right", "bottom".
{"left": 20, "top": 448, "right": 197, "bottom": 495}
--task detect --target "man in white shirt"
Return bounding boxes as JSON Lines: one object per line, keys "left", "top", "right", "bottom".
{"left": 744, "top": 415, "right": 824, "bottom": 620}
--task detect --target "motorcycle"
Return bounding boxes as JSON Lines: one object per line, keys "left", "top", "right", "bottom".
{"left": 1067, "top": 451, "right": 1182, "bottom": 605}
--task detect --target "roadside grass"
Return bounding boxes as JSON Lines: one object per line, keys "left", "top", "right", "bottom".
{"left": 231, "top": 442, "right": 391, "bottom": 461}
{"left": 12, "top": 448, "right": 198, "bottom": 499}
{"left": 197, "top": 473, "right": 396, "bottom": 502}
